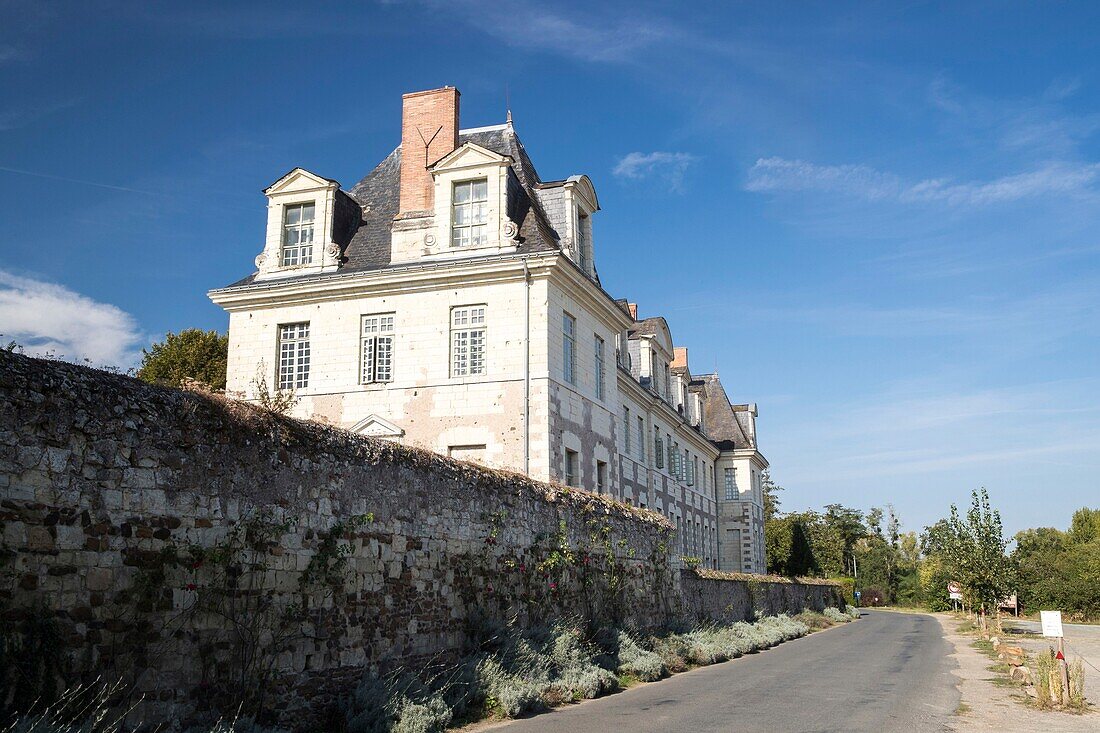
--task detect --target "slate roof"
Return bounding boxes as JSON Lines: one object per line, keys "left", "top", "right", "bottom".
{"left": 220, "top": 125, "right": 562, "bottom": 289}
{"left": 694, "top": 373, "right": 755, "bottom": 450}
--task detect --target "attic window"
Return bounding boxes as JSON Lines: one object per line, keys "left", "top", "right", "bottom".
{"left": 452, "top": 179, "right": 488, "bottom": 247}
{"left": 281, "top": 202, "right": 315, "bottom": 266}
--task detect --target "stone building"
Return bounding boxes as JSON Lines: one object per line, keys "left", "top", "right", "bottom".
{"left": 209, "top": 86, "right": 767, "bottom": 572}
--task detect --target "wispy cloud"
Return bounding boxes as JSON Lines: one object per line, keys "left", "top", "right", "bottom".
{"left": 0, "top": 166, "right": 162, "bottom": 195}
{"left": 745, "top": 157, "right": 1100, "bottom": 206}
{"left": 613, "top": 151, "right": 698, "bottom": 191}
{"left": 434, "top": 1, "right": 668, "bottom": 63}
{"left": 0, "top": 270, "right": 145, "bottom": 368}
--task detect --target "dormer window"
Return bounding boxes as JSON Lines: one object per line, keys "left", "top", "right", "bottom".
{"left": 281, "top": 202, "right": 315, "bottom": 266}
{"left": 576, "top": 212, "right": 589, "bottom": 272}
{"left": 451, "top": 179, "right": 488, "bottom": 247}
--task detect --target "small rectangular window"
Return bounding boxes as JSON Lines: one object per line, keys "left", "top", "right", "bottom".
{"left": 637, "top": 417, "right": 645, "bottom": 460}
{"left": 451, "top": 179, "right": 488, "bottom": 247}
{"left": 596, "top": 460, "right": 607, "bottom": 494}
{"left": 724, "top": 468, "right": 737, "bottom": 501}
{"left": 623, "top": 406, "right": 631, "bottom": 453}
{"left": 562, "top": 312, "right": 576, "bottom": 385}
{"left": 361, "top": 313, "right": 395, "bottom": 383}
{"left": 594, "top": 334, "right": 605, "bottom": 399}
{"left": 277, "top": 322, "right": 310, "bottom": 390}
{"left": 281, "top": 202, "right": 315, "bottom": 266}
{"left": 565, "top": 449, "right": 578, "bottom": 487}
{"left": 451, "top": 305, "right": 487, "bottom": 376}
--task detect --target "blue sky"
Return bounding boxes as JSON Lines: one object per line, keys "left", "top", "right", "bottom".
{"left": 2, "top": 1, "right": 1099, "bottom": 537}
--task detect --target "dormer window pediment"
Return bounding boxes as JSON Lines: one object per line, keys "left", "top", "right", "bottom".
{"left": 255, "top": 168, "right": 346, "bottom": 281}
{"left": 388, "top": 142, "right": 518, "bottom": 264}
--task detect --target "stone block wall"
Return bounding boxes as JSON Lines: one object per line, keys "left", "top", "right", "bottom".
{"left": 681, "top": 569, "right": 846, "bottom": 624}
{"left": 0, "top": 351, "right": 676, "bottom": 727}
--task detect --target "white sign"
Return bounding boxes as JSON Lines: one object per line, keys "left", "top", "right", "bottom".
{"left": 947, "top": 581, "right": 963, "bottom": 601}
{"left": 1040, "top": 610, "right": 1064, "bottom": 638}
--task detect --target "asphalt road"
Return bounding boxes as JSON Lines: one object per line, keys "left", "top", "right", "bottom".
{"left": 484, "top": 610, "right": 958, "bottom": 733}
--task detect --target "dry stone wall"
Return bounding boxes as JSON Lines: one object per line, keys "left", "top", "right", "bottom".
{"left": 0, "top": 352, "right": 839, "bottom": 729}
{"left": 681, "top": 569, "right": 846, "bottom": 623}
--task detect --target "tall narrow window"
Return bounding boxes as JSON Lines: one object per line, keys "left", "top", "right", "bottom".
{"left": 654, "top": 428, "right": 664, "bottom": 469}
{"left": 576, "top": 212, "right": 588, "bottom": 272}
{"left": 637, "top": 417, "right": 645, "bottom": 460}
{"left": 360, "top": 314, "right": 395, "bottom": 383}
{"left": 451, "top": 179, "right": 488, "bottom": 247}
{"left": 277, "top": 322, "right": 310, "bottom": 390}
{"left": 562, "top": 312, "right": 576, "bottom": 385}
{"left": 281, "top": 202, "right": 315, "bottom": 266}
{"left": 623, "top": 406, "right": 631, "bottom": 453}
{"left": 451, "top": 305, "right": 486, "bottom": 376}
{"left": 724, "top": 468, "right": 737, "bottom": 501}
{"left": 666, "top": 434, "right": 673, "bottom": 475}
{"left": 594, "top": 335, "right": 605, "bottom": 399}
{"left": 663, "top": 363, "right": 671, "bottom": 400}
{"left": 565, "top": 449, "right": 578, "bottom": 487}
{"left": 596, "top": 460, "right": 607, "bottom": 494}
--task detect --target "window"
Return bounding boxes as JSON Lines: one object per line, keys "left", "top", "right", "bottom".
{"left": 451, "top": 179, "right": 488, "bottom": 247}
{"left": 663, "top": 363, "right": 671, "bottom": 400}
{"left": 361, "top": 314, "right": 395, "bottom": 383}
{"left": 565, "top": 449, "right": 578, "bottom": 487}
{"left": 594, "top": 335, "right": 605, "bottom": 399}
{"left": 596, "top": 460, "right": 607, "bottom": 494}
{"left": 690, "top": 455, "right": 698, "bottom": 487}
{"left": 724, "top": 468, "right": 737, "bottom": 500}
{"left": 281, "top": 202, "right": 315, "bottom": 266}
{"left": 576, "top": 212, "right": 588, "bottom": 272}
{"left": 637, "top": 417, "right": 645, "bottom": 460}
{"left": 277, "top": 322, "right": 310, "bottom": 390}
{"left": 623, "top": 406, "right": 631, "bottom": 453}
{"left": 666, "top": 434, "right": 673, "bottom": 475}
{"left": 654, "top": 428, "right": 664, "bottom": 469}
{"left": 451, "top": 306, "right": 486, "bottom": 376}
{"left": 562, "top": 312, "right": 576, "bottom": 384}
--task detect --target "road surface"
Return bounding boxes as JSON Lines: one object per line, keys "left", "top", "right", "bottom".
{"left": 482, "top": 610, "right": 958, "bottom": 733}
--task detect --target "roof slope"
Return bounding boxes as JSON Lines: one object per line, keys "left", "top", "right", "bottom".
{"left": 696, "top": 373, "right": 754, "bottom": 450}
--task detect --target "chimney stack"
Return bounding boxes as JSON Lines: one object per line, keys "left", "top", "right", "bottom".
{"left": 627, "top": 302, "right": 638, "bottom": 320}
{"left": 399, "top": 87, "right": 460, "bottom": 215}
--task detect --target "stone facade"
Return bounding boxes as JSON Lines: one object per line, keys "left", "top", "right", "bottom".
{"left": 208, "top": 85, "right": 767, "bottom": 574}
{"left": 1, "top": 352, "right": 834, "bottom": 728}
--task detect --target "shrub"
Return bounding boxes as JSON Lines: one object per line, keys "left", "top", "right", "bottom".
{"left": 823, "top": 607, "right": 850, "bottom": 623}
{"left": 845, "top": 605, "right": 860, "bottom": 619}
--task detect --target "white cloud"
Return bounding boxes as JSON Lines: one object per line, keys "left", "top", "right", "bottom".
{"left": 0, "top": 270, "right": 145, "bottom": 368}
{"left": 745, "top": 157, "right": 1100, "bottom": 206}
{"left": 613, "top": 151, "right": 698, "bottom": 191}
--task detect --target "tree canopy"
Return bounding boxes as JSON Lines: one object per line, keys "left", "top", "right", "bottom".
{"left": 137, "top": 329, "right": 229, "bottom": 390}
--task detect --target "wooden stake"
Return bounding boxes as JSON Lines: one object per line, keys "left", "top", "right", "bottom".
{"left": 1058, "top": 636, "right": 1071, "bottom": 703}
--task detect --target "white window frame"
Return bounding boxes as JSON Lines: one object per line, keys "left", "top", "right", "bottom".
{"left": 360, "top": 313, "right": 395, "bottom": 384}
{"left": 451, "top": 178, "right": 488, "bottom": 248}
{"left": 450, "top": 305, "right": 487, "bottom": 377}
{"left": 280, "top": 202, "right": 316, "bottom": 267}
{"left": 562, "top": 312, "right": 576, "bottom": 385}
{"left": 654, "top": 428, "right": 664, "bottom": 469}
{"left": 637, "top": 416, "right": 645, "bottom": 460}
{"left": 594, "top": 334, "right": 605, "bottom": 399}
{"left": 277, "top": 322, "right": 310, "bottom": 390}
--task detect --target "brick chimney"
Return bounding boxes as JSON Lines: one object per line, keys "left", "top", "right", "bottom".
{"left": 398, "top": 87, "right": 460, "bottom": 215}
{"left": 627, "top": 302, "right": 638, "bottom": 320}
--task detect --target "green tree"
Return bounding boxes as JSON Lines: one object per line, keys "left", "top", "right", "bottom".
{"left": 938, "top": 488, "right": 1013, "bottom": 616}
{"left": 1069, "top": 508, "right": 1100, "bottom": 544}
{"left": 760, "top": 470, "right": 783, "bottom": 522}
{"left": 138, "top": 329, "right": 229, "bottom": 389}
